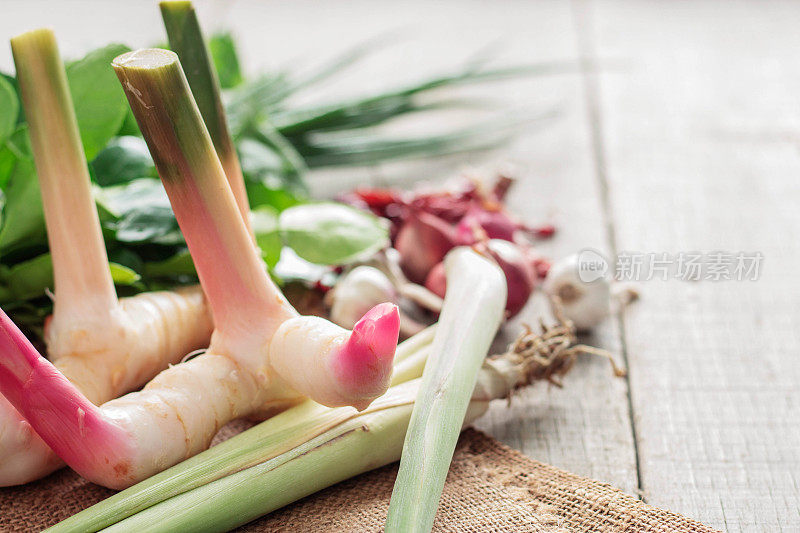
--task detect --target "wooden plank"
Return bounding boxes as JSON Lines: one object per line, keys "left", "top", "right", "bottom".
{"left": 584, "top": 0, "right": 800, "bottom": 530}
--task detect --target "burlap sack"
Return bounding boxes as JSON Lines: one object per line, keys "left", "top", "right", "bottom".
{"left": 0, "top": 427, "right": 718, "bottom": 532}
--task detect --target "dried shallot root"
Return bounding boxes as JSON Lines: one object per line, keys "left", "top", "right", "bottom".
{"left": 490, "top": 300, "right": 627, "bottom": 395}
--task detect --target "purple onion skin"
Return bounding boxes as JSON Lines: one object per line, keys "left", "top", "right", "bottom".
{"left": 396, "top": 211, "right": 459, "bottom": 284}
{"left": 425, "top": 240, "right": 535, "bottom": 318}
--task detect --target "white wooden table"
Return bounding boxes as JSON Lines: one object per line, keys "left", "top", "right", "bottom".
{"left": 2, "top": 1, "right": 799, "bottom": 531}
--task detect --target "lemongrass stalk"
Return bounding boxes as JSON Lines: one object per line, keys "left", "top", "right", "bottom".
{"left": 385, "top": 247, "right": 507, "bottom": 533}
{"left": 89, "top": 341, "right": 542, "bottom": 533}
{"left": 10, "top": 29, "right": 116, "bottom": 317}
{"left": 46, "top": 329, "right": 435, "bottom": 533}
{"left": 160, "top": 1, "right": 252, "bottom": 233}
{"left": 104, "top": 382, "right": 424, "bottom": 533}
{"left": 112, "top": 48, "right": 284, "bottom": 337}
{"left": 51, "top": 298, "right": 607, "bottom": 533}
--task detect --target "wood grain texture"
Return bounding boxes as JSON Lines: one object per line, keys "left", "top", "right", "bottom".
{"left": 581, "top": 0, "right": 800, "bottom": 530}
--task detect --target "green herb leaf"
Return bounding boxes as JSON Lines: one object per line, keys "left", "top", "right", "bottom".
{"left": 1, "top": 253, "right": 52, "bottom": 301}
{"left": 143, "top": 249, "right": 196, "bottom": 278}
{"left": 279, "top": 202, "right": 389, "bottom": 265}
{"left": 208, "top": 33, "right": 243, "bottom": 89}
{"left": 0, "top": 253, "right": 140, "bottom": 303}
{"left": 0, "top": 76, "right": 19, "bottom": 143}
{"left": 250, "top": 205, "right": 281, "bottom": 267}
{"left": 0, "top": 157, "right": 46, "bottom": 255}
{"left": 109, "top": 262, "right": 141, "bottom": 285}
{"left": 245, "top": 180, "right": 303, "bottom": 212}
{"left": 90, "top": 136, "right": 155, "bottom": 186}
{"left": 98, "top": 179, "right": 181, "bottom": 244}
{"left": 66, "top": 43, "right": 131, "bottom": 160}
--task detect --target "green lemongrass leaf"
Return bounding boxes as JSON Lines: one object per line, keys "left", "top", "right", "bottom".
{"left": 0, "top": 76, "right": 19, "bottom": 143}
{"left": 274, "top": 97, "right": 483, "bottom": 136}
{"left": 90, "top": 136, "right": 155, "bottom": 186}
{"left": 237, "top": 135, "right": 307, "bottom": 196}
{"left": 66, "top": 43, "right": 131, "bottom": 160}
{"left": 385, "top": 248, "right": 507, "bottom": 532}
{"left": 47, "top": 330, "right": 436, "bottom": 533}
{"left": 103, "top": 391, "right": 420, "bottom": 533}
{"left": 251, "top": 205, "right": 282, "bottom": 267}
{"left": 279, "top": 202, "right": 389, "bottom": 265}
{"left": 245, "top": 121, "right": 308, "bottom": 182}
{"left": 208, "top": 32, "right": 243, "bottom": 89}
{"left": 296, "top": 108, "right": 557, "bottom": 167}
{"left": 283, "top": 33, "right": 399, "bottom": 96}
{"left": 273, "top": 61, "right": 569, "bottom": 137}
{"left": 224, "top": 35, "right": 391, "bottom": 122}
{"left": 225, "top": 73, "right": 292, "bottom": 134}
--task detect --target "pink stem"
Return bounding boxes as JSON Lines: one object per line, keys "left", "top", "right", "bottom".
{"left": 112, "top": 49, "right": 293, "bottom": 338}
{"left": 0, "top": 309, "right": 133, "bottom": 483}
{"left": 332, "top": 303, "right": 400, "bottom": 407}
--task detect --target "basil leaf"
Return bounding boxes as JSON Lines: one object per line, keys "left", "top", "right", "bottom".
{"left": 209, "top": 33, "right": 242, "bottom": 89}
{"left": 279, "top": 202, "right": 389, "bottom": 265}
{"left": 91, "top": 136, "right": 155, "bottom": 186}
{"left": 0, "top": 76, "right": 19, "bottom": 144}
{"left": 66, "top": 43, "right": 131, "bottom": 160}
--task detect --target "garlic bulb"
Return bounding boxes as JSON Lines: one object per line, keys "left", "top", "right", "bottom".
{"left": 329, "top": 266, "right": 398, "bottom": 329}
{"left": 542, "top": 254, "right": 611, "bottom": 330}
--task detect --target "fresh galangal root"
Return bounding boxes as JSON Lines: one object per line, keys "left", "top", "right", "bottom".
{"left": 0, "top": 48, "right": 400, "bottom": 490}
{"left": 0, "top": 29, "right": 216, "bottom": 486}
